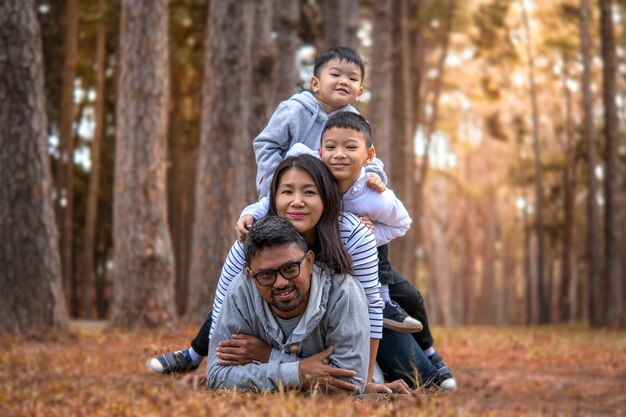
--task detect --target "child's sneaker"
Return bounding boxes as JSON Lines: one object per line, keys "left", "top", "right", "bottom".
{"left": 429, "top": 352, "right": 457, "bottom": 390}
{"left": 382, "top": 301, "right": 423, "bottom": 333}
{"left": 146, "top": 349, "right": 200, "bottom": 374}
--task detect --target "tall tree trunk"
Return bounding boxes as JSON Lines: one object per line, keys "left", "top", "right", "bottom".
{"left": 479, "top": 190, "right": 497, "bottom": 324}
{"left": 579, "top": 0, "right": 602, "bottom": 327}
{"left": 521, "top": 0, "right": 548, "bottom": 323}
{"left": 413, "top": 0, "right": 455, "bottom": 271}
{"left": 273, "top": 0, "right": 299, "bottom": 101}
{"left": 368, "top": 0, "right": 393, "bottom": 162}
{"left": 0, "top": 0, "right": 69, "bottom": 334}
{"left": 111, "top": 0, "right": 177, "bottom": 328}
{"left": 187, "top": 0, "right": 271, "bottom": 320}
{"left": 559, "top": 54, "right": 577, "bottom": 322}
{"left": 56, "top": 0, "right": 80, "bottom": 317}
{"left": 322, "top": 0, "right": 359, "bottom": 49}
{"left": 599, "top": 0, "right": 624, "bottom": 327}
{"left": 514, "top": 117, "right": 534, "bottom": 324}
{"left": 81, "top": 0, "right": 107, "bottom": 319}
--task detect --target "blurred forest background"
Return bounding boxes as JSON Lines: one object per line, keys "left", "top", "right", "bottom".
{"left": 1, "top": 0, "right": 625, "bottom": 335}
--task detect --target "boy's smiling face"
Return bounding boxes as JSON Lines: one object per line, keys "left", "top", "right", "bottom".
{"left": 311, "top": 58, "right": 364, "bottom": 114}
{"left": 318, "top": 127, "right": 375, "bottom": 193}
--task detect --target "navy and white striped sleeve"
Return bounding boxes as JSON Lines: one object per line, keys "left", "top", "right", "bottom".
{"left": 209, "top": 240, "right": 246, "bottom": 339}
{"left": 338, "top": 212, "right": 384, "bottom": 339}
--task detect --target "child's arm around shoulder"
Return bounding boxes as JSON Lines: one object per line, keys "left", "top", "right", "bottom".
{"left": 363, "top": 187, "right": 412, "bottom": 246}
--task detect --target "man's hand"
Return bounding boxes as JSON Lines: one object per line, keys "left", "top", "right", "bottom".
{"left": 364, "top": 379, "right": 411, "bottom": 396}
{"left": 366, "top": 173, "right": 386, "bottom": 193}
{"left": 216, "top": 334, "right": 272, "bottom": 365}
{"left": 235, "top": 215, "right": 255, "bottom": 242}
{"left": 299, "top": 346, "right": 358, "bottom": 394}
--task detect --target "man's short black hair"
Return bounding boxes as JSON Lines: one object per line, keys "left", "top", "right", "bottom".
{"left": 244, "top": 216, "right": 308, "bottom": 266}
{"left": 322, "top": 111, "right": 373, "bottom": 148}
{"left": 313, "top": 47, "right": 365, "bottom": 82}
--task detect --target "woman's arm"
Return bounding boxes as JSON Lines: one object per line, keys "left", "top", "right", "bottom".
{"left": 338, "top": 212, "right": 384, "bottom": 382}
{"left": 209, "top": 240, "right": 246, "bottom": 339}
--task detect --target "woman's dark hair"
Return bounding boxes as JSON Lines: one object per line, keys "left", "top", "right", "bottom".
{"left": 268, "top": 154, "right": 353, "bottom": 275}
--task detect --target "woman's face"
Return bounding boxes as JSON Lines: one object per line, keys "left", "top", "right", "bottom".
{"left": 274, "top": 167, "right": 324, "bottom": 242}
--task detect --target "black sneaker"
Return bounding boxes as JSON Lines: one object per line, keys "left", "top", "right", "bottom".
{"left": 429, "top": 352, "right": 457, "bottom": 390}
{"left": 146, "top": 349, "right": 200, "bottom": 374}
{"left": 382, "top": 301, "right": 423, "bottom": 333}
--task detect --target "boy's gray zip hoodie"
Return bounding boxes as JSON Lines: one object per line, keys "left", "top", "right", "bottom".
{"left": 253, "top": 91, "right": 386, "bottom": 197}
{"left": 207, "top": 263, "right": 370, "bottom": 394}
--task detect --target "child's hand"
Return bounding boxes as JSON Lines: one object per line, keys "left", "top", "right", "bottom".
{"left": 366, "top": 173, "right": 386, "bottom": 193}
{"left": 235, "top": 215, "right": 255, "bottom": 242}
{"left": 360, "top": 216, "right": 374, "bottom": 233}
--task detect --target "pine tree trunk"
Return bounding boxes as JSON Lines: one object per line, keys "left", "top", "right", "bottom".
{"left": 598, "top": 0, "right": 624, "bottom": 327}
{"left": 521, "top": 0, "right": 548, "bottom": 324}
{"left": 579, "top": 0, "right": 602, "bottom": 327}
{"left": 322, "top": 0, "right": 359, "bottom": 49}
{"left": 56, "top": 0, "right": 80, "bottom": 317}
{"left": 559, "top": 55, "right": 577, "bottom": 322}
{"left": 81, "top": 0, "right": 107, "bottom": 319}
{"left": 111, "top": 0, "right": 177, "bottom": 328}
{"left": 368, "top": 0, "right": 393, "bottom": 162}
{"left": 273, "top": 0, "right": 299, "bottom": 101}
{"left": 0, "top": 0, "right": 69, "bottom": 334}
{"left": 187, "top": 0, "right": 255, "bottom": 321}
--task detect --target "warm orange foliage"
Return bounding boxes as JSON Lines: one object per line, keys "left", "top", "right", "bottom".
{"left": 1, "top": 323, "right": 625, "bottom": 416}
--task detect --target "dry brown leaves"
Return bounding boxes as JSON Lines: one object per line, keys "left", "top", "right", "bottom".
{"left": 1, "top": 322, "right": 624, "bottom": 417}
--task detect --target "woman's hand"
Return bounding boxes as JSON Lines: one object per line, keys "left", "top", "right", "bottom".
{"left": 215, "top": 333, "right": 272, "bottom": 365}
{"left": 235, "top": 215, "right": 255, "bottom": 242}
{"left": 366, "top": 173, "right": 386, "bottom": 193}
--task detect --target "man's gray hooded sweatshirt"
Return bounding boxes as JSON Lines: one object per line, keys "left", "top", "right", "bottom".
{"left": 207, "top": 263, "right": 370, "bottom": 394}
{"left": 253, "top": 91, "right": 386, "bottom": 197}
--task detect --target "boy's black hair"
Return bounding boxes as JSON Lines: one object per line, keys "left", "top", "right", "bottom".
{"left": 244, "top": 216, "right": 308, "bottom": 266}
{"left": 313, "top": 47, "right": 365, "bottom": 82}
{"left": 322, "top": 111, "right": 373, "bottom": 148}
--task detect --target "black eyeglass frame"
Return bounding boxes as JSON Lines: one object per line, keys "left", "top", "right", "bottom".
{"left": 246, "top": 253, "right": 308, "bottom": 286}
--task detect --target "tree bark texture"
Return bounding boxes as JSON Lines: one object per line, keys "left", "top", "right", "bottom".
{"left": 0, "top": 0, "right": 69, "bottom": 334}
{"left": 598, "top": 0, "right": 624, "bottom": 327}
{"left": 187, "top": 0, "right": 260, "bottom": 320}
{"left": 368, "top": 0, "right": 393, "bottom": 162}
{"left": 273, "top": 0, "right": 299, "bottom": 101}
{"left": 111, "top": 0, "right": 177, "bottom": 328}
{"left": 322, "top": 0, "right": 359, "bottom": 50}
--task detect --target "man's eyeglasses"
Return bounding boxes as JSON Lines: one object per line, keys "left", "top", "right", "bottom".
{"left": 247, "top": 253, "right": 307, "bottom": 286}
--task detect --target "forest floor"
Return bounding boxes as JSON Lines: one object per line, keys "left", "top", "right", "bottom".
{"left": 1, "top": 322, "right": 625, "bottom": 417}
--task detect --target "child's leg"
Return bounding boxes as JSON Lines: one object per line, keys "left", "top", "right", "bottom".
{"left": 387, "top": 270, "right": 433, "bottom": 350}
{"left": 377, "top": 328, "right": 438, "bottom": 388}
{"left": 378, "top": 245, "right": 422, "bottom": 333}
{"left": 189, "top": 313, "right": 212, "bottom": 356}
{"left": 147, "top": 312, "right": 212, "bottom": 374}
{"left": 387, "top": 267, "right": 456, "bottom": 390}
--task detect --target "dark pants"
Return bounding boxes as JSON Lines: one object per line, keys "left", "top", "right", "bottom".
{"left": 190, "top": 311, "right": 212, "bottom": 356}
{"left": 378, "top": 244, "right": 434, "bottom": 350}
{"left": 377, "top": 328, "right": 438, "bottom": 388}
